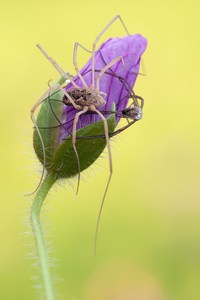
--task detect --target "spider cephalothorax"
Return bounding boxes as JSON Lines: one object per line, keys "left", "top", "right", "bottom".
{"left": 63, "top": 87, "right": 106, "bottom": 109}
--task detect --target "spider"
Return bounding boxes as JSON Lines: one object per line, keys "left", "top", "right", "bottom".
{"left": 31, "top": 15, "right": 131, "bottom": 195}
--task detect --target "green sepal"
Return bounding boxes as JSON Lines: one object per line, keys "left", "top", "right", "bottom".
{"left": 49, "top": 113, "right": 116, "bottom": 178}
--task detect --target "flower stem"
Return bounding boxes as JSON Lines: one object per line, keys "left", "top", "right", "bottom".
{"left": 30, "top": 172, "right": 57, "bottom": 300}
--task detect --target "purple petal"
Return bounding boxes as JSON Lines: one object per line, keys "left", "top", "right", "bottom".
{"left": 59, "top": 34, "right": 147, "bottom": 141}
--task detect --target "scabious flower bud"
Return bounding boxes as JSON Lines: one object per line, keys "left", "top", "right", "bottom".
{"left": 33, "top": 34, "right": 147, "bottom": 179}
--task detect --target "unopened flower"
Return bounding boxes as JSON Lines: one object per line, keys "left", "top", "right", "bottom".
{"left": 33, "top": 34, "right": 147, "bottom": 179}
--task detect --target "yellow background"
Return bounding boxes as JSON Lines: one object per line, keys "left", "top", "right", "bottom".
{"left": 0, "top": 0, "right": 200, "bottom": 299}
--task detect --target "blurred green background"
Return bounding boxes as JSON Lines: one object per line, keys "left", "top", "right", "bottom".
{"left": 0, "top": 0, "right": 200, "bottom": 299}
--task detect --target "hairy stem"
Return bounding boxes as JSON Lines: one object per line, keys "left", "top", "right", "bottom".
{"left": 30, "top": 172, "right": 57, "bottom": 300}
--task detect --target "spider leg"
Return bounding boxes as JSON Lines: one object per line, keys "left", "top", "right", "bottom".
{"left": 91, "top": 15, "right": 129, "bottom": 87}
{"left": 36, "top": 44, "right": 87, "bottom": 108}
{"left": 92, "top": 107, "right": 113, "bottom": 256}
{"left": 37, "top": 43, "right": 79, "bottom": 88}
{"left": 135, "top": 95, "right": 145, "bottom": 108}
{"left": 73, "top": 42, "right": 92, "bottom": 88}
{"left": 72, "top": 106, "right": 88, "bottom": 195}
{"left": 96, "top": 56, "right": 126, "bottom": 91}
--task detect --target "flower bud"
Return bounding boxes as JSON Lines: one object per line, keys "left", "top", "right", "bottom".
{"left": 33, "top": 34, "right": 147, "bottom": 178}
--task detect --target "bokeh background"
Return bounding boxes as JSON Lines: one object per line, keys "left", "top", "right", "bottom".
{"left": 0, "top": 0, "right": 200, "bottom": 299}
